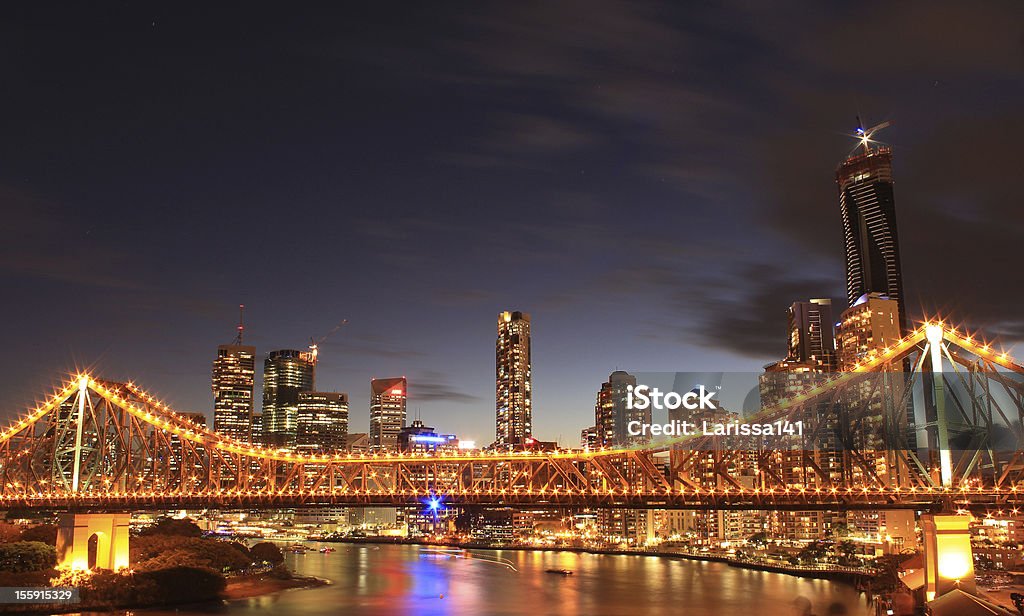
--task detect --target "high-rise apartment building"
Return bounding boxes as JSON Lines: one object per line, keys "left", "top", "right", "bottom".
{"left": 212, "top": 310, "right": 255, "bottom": 442}
{"left": 212, "top": 343, "right": 256, "bottom": 442}
{"left": 787, "top": 299, "right": 837, "bottom": 371}
{"left": 295, "top": 391, "right": 349, "bottom": 453}
{"left": 835, "top": 292, "right": 902, "bottom": 371}
{"left": 251, "top": 412, "right": 264, "bottom": 446}
{"left": 836, "top": 142, "right": 906, "bottom": 333}
{"left": 594, "top": 371, "right": 647, "bottom": 447}
{"left": 262, "top": 349, "right": 316, "bottom": 446}
{"left": 496, "top": 311, "right": 532, "bottom": 446}
{"left": 369, "top": 377, "right": 407, "bottom": 452}
{"left": 762, "top": 300, "right": 841, "bottom": 543}
{"left": 835, "top": 291, "right": 909, "bottom": 453}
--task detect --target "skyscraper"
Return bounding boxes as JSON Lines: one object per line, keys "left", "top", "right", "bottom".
{"left": 836, "top": 141, "right": 906, "bottom": 333}
{"left": 212, "top": 308, "right": 256, "bottom": 442}
{"left": 761, "top": 299, "right": 841, "bottom": 543}
{"left": 786, "top": 299, "right": 837, "bottom": 371}
{"left": 262, "top": 349, "right": 316, "bottom": 447}
{"left": 295, "top": 391, "right": 349, "bottom": 454}
{"left": 496, "top": 311, "right": 532, "bottom": 447}
{"left": 369, "top": 377, "right": 407, "bottom": 452}
{"left": 594, "top": 371, "right": 647, "bottom": 447}
{"left": 836, "top": 292, "right": 901, "bottom": 371}
{"left": 212, "top": 344, "right": 256, "bottom": 442}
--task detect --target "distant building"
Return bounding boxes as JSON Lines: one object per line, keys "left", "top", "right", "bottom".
{"left": 212, "top": 343, "right": 256, "bottom": 442}
{"left": 836, "top": 292, "right": 902, "bottom": 371}
{"left": 758, "top": 359, "right": 825, "bottom": 410}
{"left": 295, "top": 391, "right": 349, "bottom": 453}
{"left": 787, "top": 299, "right": 837, "bottom": 371}
{"left": 761, "top": 298, "right": 840, "bottom": 544}
{"left": 251, "top": 412, "right": 264, "bottom": 446}
{"left": 522, "top": 437, "right": 559, "bottom": 452}
{"left": 262, "top": 349, "right": 316, "bottom": 447}
{"left": 170, "top": 412, "right": 206, "bottom": 482}
{"left": 398, "top": 419, "right": 457, "bottom": 453}
{"left": 597, "top": 509, "right": 651, "bottom": 547}
{"left": 496, "top": 311, "right": 532, "bottom": 446}
{"left": 179, "top": 412, "right": 207, "bottom": 428}
{"left": 468, "top": 508, "right": 528, "bottom": 544}
{"left": 369, "top": 377, "right": 407, "bottom": 452}
{"left": 580, "top": 426, "right": 599, "bottom": 449}
{"left": 594, "top": 371, "right": 647, "bottom": 447}
{"left": 835, "top": 292, "right": 909, "bottom": 460}
{"left": 345, "top": 432, "right": 370, "bottom": 452}
{"left": 836, "top": 143, "right": 906, "bottom": 334}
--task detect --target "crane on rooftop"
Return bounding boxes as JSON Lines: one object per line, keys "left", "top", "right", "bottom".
{"left": 308, "top": 319, "right": 348, "bottom": 364}
{"left": 852, "top": 115, "right": 893, "bottom": 155}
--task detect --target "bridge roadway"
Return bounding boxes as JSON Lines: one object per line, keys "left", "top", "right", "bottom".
{"left": 1, "top": 485, "right": 1019, "bottom": 513}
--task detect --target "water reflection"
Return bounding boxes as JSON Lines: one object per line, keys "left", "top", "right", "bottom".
{"left": 97, "top": 543, "right": 871, "bottom": 616}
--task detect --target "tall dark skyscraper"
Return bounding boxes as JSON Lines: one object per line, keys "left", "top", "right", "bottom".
{"left": 836, "top": 141, "right": 906, "bottom": 333}
{"left": 787, "top": 299, "right": 836, "bottom": 371}
{"left": 594, "top": 370, "right": 647, "bottom": 447}
{"left": 262, "top": 349, "right": 316, "bottom": 446}
{"left": 369, "top": 377, "right": 407, "bottom": 452}
{"left": 211, "top": 308, "right": 255, "bottom": 442}
{"left": 495, "top": 311, "right": 532, "bottom": 447}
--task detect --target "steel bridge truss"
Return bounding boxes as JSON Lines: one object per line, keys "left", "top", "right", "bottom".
{"left": 0, "top": 324, "right": 1022, "bottom": 512}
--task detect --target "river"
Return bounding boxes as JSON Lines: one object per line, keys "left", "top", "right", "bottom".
{"left": 129, "top": 543, "right": 872, "bottom": 616}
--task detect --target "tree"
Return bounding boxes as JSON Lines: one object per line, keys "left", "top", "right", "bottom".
{"left": 831, "top": 523, "right": 852, "bottom": 539}
{"left": 0, "top": 523, "right": 23, "bottom": 543}
{"left": 19, "top": 524, "right": 58, "bottom": 545}
{"left": 134, "top": 567, "right": 226, "bottom": 604}
{"left": 0, "top": 541, "right": 56, "bottom": 572}
{"left": 250, "top": 542, "right": 284, "bottom": 565}
{"left": 837, "top": 540, "right": 858, "bottom": 566}
{"left": 872, "top": 554, "right": 916, "bottom": 593}
{"left": 797, "top": 540, "right": 828, "bottom": 563}
{"left": 747, "top": 532, "right": 770, "bottom": 546}
{"left": 138, "top": 518, "right": 203, "bottom": 538}
{"left": 132, "top": 536, "right": 251, "bottom": 572}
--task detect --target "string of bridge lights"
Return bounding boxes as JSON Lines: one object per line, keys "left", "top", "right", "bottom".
{"left": 0, "top": 320, "right": 1021, "bottom": 502}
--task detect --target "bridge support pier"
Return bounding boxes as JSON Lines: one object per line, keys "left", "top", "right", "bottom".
{"left": 921, "top": 513, "right": 975, "bottom": 601}
{"left": 56, "top": 512, "right": 130, "bottom": 571}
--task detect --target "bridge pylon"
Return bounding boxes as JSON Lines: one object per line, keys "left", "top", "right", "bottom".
{"left": 55, "top": 512, "right": 130, "bottom": 571}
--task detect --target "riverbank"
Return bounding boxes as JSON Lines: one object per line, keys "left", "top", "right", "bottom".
{"left": 320, "top": 536, "right": 877, "bottom": 585}
{"left": 1, "top": 570, "right": 328, "bottom": 615}
{"left": 224, "top": 570, "right": 330, "bottom": 601}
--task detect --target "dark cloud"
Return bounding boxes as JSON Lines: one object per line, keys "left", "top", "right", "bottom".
{"left": 410, "top": 372, "right": 481, "bottom": 405}
{"left": 0, "top": 2, "right": 1021, "bottom": 440}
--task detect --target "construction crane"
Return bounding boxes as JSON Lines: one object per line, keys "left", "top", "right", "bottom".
{"left": 852, "top": 116, "right": 893, "bottom": 155}
{"left": 308, "top": 319, "right": 348, "bottom": 364}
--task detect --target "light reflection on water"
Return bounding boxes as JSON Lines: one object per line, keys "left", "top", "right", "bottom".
{"left": 88, "top": 543, "right": 871, "bottom": 616}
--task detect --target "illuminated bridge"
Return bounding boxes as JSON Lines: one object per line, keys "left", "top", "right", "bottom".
{"left": 1, "top": 323, "right": 1023, "bottom": 513}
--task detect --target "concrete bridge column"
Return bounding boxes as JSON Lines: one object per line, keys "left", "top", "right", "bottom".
{"left": 55, "top": 512, "right": 130, "bottom": 571}
{"left": 921, "top": 513, "right": 975, "bottom": 601}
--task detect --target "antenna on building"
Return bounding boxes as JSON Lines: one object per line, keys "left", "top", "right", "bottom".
{"left": 234, "top": 304, "right": 246, "bottom": 345}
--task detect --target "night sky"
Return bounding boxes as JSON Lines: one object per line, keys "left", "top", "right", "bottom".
{"left": 1, "top": 2, "right": 1022, "bottom": 444}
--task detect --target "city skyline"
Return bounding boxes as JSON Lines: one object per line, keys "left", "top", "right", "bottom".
{"left": 1, "top": 3, "right": 1022, "bottom": 447}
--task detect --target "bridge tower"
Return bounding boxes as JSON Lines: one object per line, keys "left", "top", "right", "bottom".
{"left": 925, "top": 325, "right": 954, "bottom": 487}
{"left": 921, "top": 514, "right": 975, "bottom": 601}
{"left": 55, "top": 512, "right": 130, "bottom": 571}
